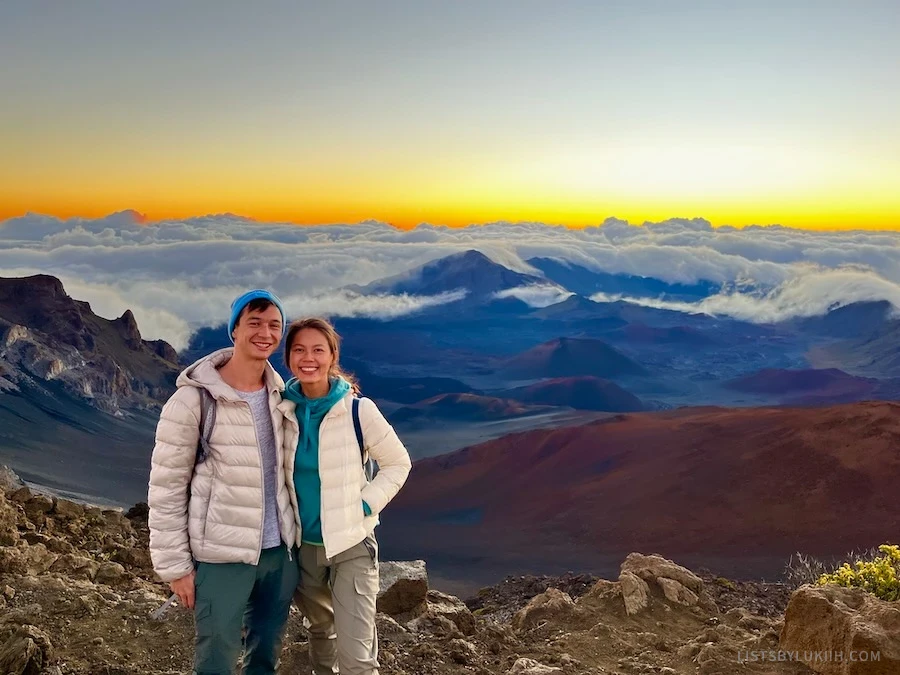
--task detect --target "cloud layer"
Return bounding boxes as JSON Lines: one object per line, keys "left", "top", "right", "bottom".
{"left": 2, "top": 211, "right": 900, "bottom": 348}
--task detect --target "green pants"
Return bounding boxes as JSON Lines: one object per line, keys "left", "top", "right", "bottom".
{"left": 193, "top": 544, "right": 299, "bottom": 675}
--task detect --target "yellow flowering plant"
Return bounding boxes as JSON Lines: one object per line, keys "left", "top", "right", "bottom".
{"left": 816, "top": 544, "right": 900, "bottom": 602}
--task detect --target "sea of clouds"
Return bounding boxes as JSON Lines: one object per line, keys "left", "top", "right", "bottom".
{"left": 2, "top": 210, "right": 900, "bottom": 350}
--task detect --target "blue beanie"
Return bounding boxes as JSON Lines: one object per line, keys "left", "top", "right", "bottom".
{"left": 228, "top": 289, "right": 286, "bottom": 343}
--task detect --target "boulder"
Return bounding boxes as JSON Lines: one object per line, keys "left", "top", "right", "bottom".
{"left": 377, "top": 560, "right": 428, "bottom": 616}
{"left": 512, "top": 588, "right": 576, "bottom": 631}
{"left": 49, "top": 554, "right": 100, "bottom": 581}
{"left": 621, "top": 552, "right": 703, "bottom": 593}
{"left": 0, "top": 490, "right": 19, "bottom": 546}
{"left": 414, "top": 590, "right": 476, "bottom": 635}
{"left": 21, "top": 494, "right": 54, "bottom": 522}
{"left": 619, "top": 552, "right": 717, "bottom": 614}
{"left": 9, "top": 487, "right": 32, "bottom": 504}
{"left": 52, "top": 498, "right": 85, "bottom": 520}
{"left": 0, "top": 544, "right": 59, "bottom": 576}
{"left": 658, "top": 576, "right": 700, "bottom": 606}
{"left": 780, "top": 584, "right": 900, "bottom": 674}
{"left": 0, "top": 465, "right": 24, "bottom": 492}
{"left": 619, "top": 570, "right": 650, "bottom": 615}
{"left": 0, "top": 624, "right": 53, "bottom": 675}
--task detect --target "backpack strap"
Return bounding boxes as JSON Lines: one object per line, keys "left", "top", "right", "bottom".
{"left": 352, "top": 396, "right": 365, "bottom": 461}
{"left": 196, "top": 388, "right": 216, "bottom": 465}
{"left": 352, "top": 396, "right": 377, "bottom": 481}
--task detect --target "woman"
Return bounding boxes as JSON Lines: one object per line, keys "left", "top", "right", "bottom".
{"left": 281, "top": 317, "right": 412, "bottom": 675}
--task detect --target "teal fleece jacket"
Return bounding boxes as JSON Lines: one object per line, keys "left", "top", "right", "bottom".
{"left": 284, "top": 377, "right": 371, "bottom": 543}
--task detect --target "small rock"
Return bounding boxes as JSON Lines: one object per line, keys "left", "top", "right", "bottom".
{"left": 406, "top": 612, "right": 461, "bottom": 638}
{"left": 512, "top": 588, "right": 576, "bottom": 631}
{"left": 448, "top": 638, "right": 478, "bottom": 664}
{"left": 94, "top": 561, "right": 126, "bottom": 586}
{"left": 375, "top": 614, "right": 414, "bottom": 645}
{"left": 507, "top": 657, "right": 562, "bottom": 674}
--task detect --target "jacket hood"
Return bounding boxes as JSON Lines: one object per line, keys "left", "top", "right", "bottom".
{"left": 176, "top": 347, "right": 285, "bottom": 402}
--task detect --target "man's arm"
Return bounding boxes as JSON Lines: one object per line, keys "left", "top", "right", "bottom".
{"left": 148, "top": 387, "right": 201, "bottom": 587}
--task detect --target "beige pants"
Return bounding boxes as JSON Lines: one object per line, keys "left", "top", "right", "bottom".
{"left": 294, "top": 537, "right": 379, "bottom": 675}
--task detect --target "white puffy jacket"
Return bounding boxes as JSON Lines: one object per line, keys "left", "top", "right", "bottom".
{"left": 148, "top": 349, "right": 297, "bottom": 582}
{"left": 281, "top": 392, "right": 412, "bottom": 559}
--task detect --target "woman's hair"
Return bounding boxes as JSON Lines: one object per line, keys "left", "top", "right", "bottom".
{"left": 284, "top": 317, "right": 359, "bottom": 393}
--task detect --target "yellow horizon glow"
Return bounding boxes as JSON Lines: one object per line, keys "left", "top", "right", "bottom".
{"left": 2, "top": 137, "right": 898, "bottom": 231}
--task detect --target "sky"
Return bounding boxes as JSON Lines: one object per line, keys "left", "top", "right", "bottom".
{"left": 2, "top": 0, "right": 899, "bottom": 230}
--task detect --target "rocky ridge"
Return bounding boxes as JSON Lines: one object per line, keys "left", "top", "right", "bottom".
{"left": 0, "top": 275, "right": 180, "bottom": 413}
{"left": 1, "top": 465, "right": 898, "bottom": 675}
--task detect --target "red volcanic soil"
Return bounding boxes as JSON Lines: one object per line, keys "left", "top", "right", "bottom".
{"left": 502, "top": 376, "right": 643, "bottom": 412}
{"left": 387, "top": 401, "right": 900, "bottom": 571}
{"left": 725, "top": 368, "right": 875, "bottom": 396}
{"left": 501, "top": 336, "right": 646, "bottom": 378}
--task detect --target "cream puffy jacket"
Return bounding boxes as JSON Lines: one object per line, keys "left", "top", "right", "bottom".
{"left": 282, "top": 392, "right": 412, "bottom": 559}
{"left": 148, "top": 349, "right": 297, "bottom": 582}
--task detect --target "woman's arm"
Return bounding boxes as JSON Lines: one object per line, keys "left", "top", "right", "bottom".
{"left": 358, "top": 397, "right": 412, "bottom": 515}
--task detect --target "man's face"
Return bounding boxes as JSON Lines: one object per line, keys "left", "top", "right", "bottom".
{"left": 232, "top": 304, "right": 283, "bottom": 361}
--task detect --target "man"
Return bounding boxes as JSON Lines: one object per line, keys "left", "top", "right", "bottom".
{"left": 148, "top": 290, "right": 299, "bottom": 675}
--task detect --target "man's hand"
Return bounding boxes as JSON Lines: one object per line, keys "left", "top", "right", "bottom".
{"left": 169, "top": 571, "right": 196, "bottom": 609}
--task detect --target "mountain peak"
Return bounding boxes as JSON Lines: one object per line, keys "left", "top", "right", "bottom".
{"left": 442, "top": 249, "right": 493, "bottom": 264}
{"left": 114, "top": 309, "right": 143, "bottom": 348}
{"left": 362, "top": 249, "right": 546, "bottom": 301}
{"left": 503, "top": 336, "right": 647, "bottom": 378}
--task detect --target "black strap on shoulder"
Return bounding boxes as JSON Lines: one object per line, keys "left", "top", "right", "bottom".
{"left": 353, "top": 396, "right": 377, "bottom": 481}
{"left": 352, "top": 397, "right": 365, "bottom": 460}
{"left": 196, "top": 389, "right": 216, "bottom": 465}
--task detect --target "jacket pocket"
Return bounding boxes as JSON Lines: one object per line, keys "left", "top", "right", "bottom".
{"left": 198, "top": 474, "right": 219, "bottom": 555}
{"left": 353, "top": 566, "right": 379, "bottom": 598}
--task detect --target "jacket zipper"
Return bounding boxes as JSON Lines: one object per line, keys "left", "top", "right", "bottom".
{"left": 275, "top": 396, "right": 294, "bottom": 562}
{"left": 239, "top": 398, "right": 266, "bottom": 565}
{"left": 318, "top": 414, "right": 330, "bottom": 557}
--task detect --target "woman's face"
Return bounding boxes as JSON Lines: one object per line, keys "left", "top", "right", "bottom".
{"left": 289, "top": 328, "right": 335, "bottom": 387}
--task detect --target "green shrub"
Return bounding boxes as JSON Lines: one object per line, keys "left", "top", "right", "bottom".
{"left": 816, "top": 544, "right": 900, "bottom": 602}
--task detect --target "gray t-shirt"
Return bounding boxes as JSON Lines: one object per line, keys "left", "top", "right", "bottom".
{"left": 236, "top": 387, "right": 282, "bottom": 549}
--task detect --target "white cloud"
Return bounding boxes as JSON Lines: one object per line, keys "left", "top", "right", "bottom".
{"left": 3, "top": 213, "right": 900, "bottom": 346}
{"left": 282, "top": 289, "right": 468, "bottom": 320}
{"left": 494, "top": 285, "right": 573, "bottom": 308}
{"left": 592, "top": 266, "right": 900, "bottom": 323}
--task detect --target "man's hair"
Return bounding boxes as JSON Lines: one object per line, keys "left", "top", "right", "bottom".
{"left": 234, "top": 298, "right": 276, "bottom": 328}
